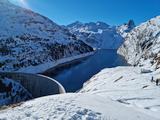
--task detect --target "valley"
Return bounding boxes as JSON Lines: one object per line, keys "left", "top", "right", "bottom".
{"left": 0, "top": 0, "right": 160, "bottom": 120}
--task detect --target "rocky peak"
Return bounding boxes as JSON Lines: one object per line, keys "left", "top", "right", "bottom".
{"left": 117, "top": 19, "right": 136, "bottom": 37}
{"left": 127, "top": 19, "right": 135, "bottom": 29}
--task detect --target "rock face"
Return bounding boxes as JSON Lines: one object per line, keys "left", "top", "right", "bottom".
{"left": 0, "top": 1, "right": 93, "bottom": 72}
{"left": 67, "top": 21, "right": 123, "bottom": 49}
{"left": 118, "top": 16, "right": 160, "bottom": 70}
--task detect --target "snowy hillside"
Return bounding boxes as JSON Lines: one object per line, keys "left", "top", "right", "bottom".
{"left": 118, "top": 16, "right": 160, "bottom": 70}
{"left": 0, "top": 67, "right": 160, "bottom": 120}
{"left": 0, "top": 0, "right": 93, "bottom": 72}
{"left": 81, "top": 66, "right": 160, "bottom": 119}
{"left": 67, "top": 21, "right": 123, "bottom": 49}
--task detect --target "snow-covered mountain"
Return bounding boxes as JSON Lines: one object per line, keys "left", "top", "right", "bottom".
{"left": 67, "top": 21, "right": 123, "bottom": 49}
{"left": 1, "top": 1, "right": 160, "bottom": 119}
{"left": 117, "top": 19, "right": 135, "bottom": 37}
{"left": 118, "top": 16, "right": 160, "bottom": 70}
{"left": 0, "top": 0, "right": 93, "bottom": 72}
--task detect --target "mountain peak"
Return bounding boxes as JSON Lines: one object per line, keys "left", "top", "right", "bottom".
{"left": 127, "top": 19, "right": 135, "bottom": 29}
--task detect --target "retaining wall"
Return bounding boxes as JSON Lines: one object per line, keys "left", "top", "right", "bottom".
{"left": 0, "top": 72, "right": 66, "bottom": 98}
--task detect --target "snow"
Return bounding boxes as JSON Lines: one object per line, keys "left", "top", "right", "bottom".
{"left": 67, "top": 21, "right": 123, "bottom": 49}
{"left": 81, "top": 67, "right": 160, "bottom": 119}
{"left": 18, "top": 51, "right": 95, "bottom": 73}
{"left": 117, "top": 20, "right": 135, "bottom": 37}
{"left": 118, "top": 16, "right": 160, "bottom": 70}
{"left": 0, "top": 1, "right": 93, "bottom": 72}
{"left": 0, "top": 67, "right": 160, "bottom": 120}
{"left": 0, "top": 93, "right": 159, "bottom": 120}
{"left": 0, "top": 1, "right": 159, "bottom": 120}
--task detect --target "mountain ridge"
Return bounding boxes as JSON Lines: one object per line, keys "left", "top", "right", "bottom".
{"left": 0, "top": 1, "right": 93, "bottom": 72}
{"left": 118, "top": 16, "right": 160, "bottom": 70}
{"left": 67, "top": 20, "right": 135, "bottom": 49}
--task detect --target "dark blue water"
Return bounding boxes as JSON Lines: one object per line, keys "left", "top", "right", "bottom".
{"left": 51, "top": 49, "right": 128, "bottom": 92}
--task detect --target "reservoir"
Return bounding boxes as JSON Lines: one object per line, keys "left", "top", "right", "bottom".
{"left": 50, "top": 49, "right": 128, "bottom": 92}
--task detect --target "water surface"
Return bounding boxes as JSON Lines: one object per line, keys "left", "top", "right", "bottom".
{"left": 51, "top": 49, "right": 128, "bottom": 92}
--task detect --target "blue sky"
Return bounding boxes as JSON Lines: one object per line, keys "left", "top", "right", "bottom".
{"left": 9, "top": 0, "right": 160, "bottom": 26}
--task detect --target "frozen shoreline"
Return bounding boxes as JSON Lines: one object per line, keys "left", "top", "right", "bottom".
{"left": 18, "top": 51, "right": 95, "bottom": 74}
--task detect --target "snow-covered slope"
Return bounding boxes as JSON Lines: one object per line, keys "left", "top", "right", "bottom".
{"left": 0, "top": 67, "right": 160, "bottom": 120}
{"left": 67, "top": 21, "right": 123, "bottom": 49}
{"left": 81, "top": 67, "right": 160, "bottom": 119}
{"left": 0, "top": 0, "right": 93, "bottom": 72}
{"left": 118, "top": 16, "right": 160, "bottom": 70}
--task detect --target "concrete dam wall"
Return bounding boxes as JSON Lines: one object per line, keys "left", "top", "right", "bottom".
{"left": 0, "top": 72, "right": 66, "bottom": 98}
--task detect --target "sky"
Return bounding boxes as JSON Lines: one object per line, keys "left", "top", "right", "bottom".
{"left": 9, "top": 0, "right": 160, "bottom": 26}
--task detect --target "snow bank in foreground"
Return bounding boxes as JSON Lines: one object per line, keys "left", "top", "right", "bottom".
{"left": 81, "top": 66, "right": 160, "bottom": 119}
{"left": 0, "top": 67, "right": 160, "bottom": 120}
{"left": 0, "top": 93, "right": 158, "bottom": 120}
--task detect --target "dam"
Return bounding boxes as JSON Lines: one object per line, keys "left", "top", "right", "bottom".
{"left": 0, "top": 72, "right": 65, "bottom": 99}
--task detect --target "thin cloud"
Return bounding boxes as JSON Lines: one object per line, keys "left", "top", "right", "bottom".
{"left": 9, "top": 0, "right": 30, "bottom": 8}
